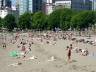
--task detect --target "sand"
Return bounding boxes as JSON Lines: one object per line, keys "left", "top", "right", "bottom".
{"left": 0, "top": 32, "right": 96, "bottom": 72}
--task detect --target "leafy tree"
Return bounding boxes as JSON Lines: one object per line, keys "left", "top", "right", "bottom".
{"left": 93, "top": 11, "right": 96, "bottom": 24}
{"left": 4, "top": 14, "right": 17, "bottom": 31}
{"left": 32, "top": 11, "right": 47, "bottom": 30}
{"left": 0, "top": 17, "right": 2, "bottom": 28}
{"left": 71, "top": 11, "right": 95, "bottom": 30}
{"left": 47, "top": 8, "right": 77, "bottom": 31}
{"left": 47, "top": 9, "right": 62, "bottom": 30}
{"left": 18, "top": 12, "right": 32, "bottom": 30}
{"left": 60, "top": 8, "right": 75, "bottom": 30}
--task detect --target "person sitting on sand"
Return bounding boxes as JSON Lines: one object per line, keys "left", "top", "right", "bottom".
{"left": 46, "top": 40, "right": 50, "bottom": 44}
{"left": 70, "top": 44, "right": 73, "bottom": 49}
{"left": 81, "top": 49, "right": 89, "bottom": 56}
{"left": 2, "top": 43, "right": 6, "bottom": 48}
{"left": 29, "top": 43, "right": 31, "bottom": 48}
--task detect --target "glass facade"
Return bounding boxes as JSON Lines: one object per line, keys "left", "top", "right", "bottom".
{"left": 92, "top": 0, "right": 96, "bottom": 11}
{"left": 19, "top": 0, "right": 42, "bottom": 15}
{"left": 54, "top": 1, "right": 71, "bottom": 10}
{"left": 33, "top": 0, "right": 42, "bottom": 12}
{"left": 0, "top": 0, "right": 1, "bottom": 8}
{"left": 28, "top": 0, "right": 33, "bottom": 12}
{"left": 71, "top": 0, "right": 92, "bottom": 10}
{"left": 19, "top": 0, "right": 28, "bottom": 15}
{"left": 94, "top": 2, "right": 96, "bottom": 10}
{"left": 0, "top": 0, "right": 11, "bottom": 9}
{"left": 5, "top": 0, "right": 11, "bottom": 8}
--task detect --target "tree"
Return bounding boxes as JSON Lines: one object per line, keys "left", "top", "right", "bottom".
{"left": 32, "top": 11, "right": 47, "bottom": 30}
{"left": 93, "top": 11, "right": 96, "bottom": 24}
{"left": 71, "top": 11, "right": 95, "bottom": 30}
{"left": 47, "top": 9, "right": 62, "bottom": 30}
{"left": 60, "top": 8, "right": 75, "bottom": 30}
{"left": 47, "top": 8, "right": 77, "bottom": 31}
{"left": 18, "top": 12, "right": 32, "bottom": 30}
{"left": 4, "top": 14, "right": 17, "bottom": 31}
{"left": 0, "top": 17, "right": 2, "bottom": 28}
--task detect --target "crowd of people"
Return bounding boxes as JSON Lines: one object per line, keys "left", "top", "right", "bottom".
{"left": 0, "top": 31, "right": 95, "bottom": 63}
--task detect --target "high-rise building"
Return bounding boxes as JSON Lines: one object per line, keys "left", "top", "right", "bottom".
{"left": 19, "top": 0, "right": 32, "bottom": 15}
{"left": 5, "top": 0, "right": 11, "bottom": 8}
{"left": 45, "top": 0, "right": 53, "bottom": 15}
{"left": 0, "top": 0, "right": 4, "bottom": 9}
{"left": 71, "top": 0, "right": 92, "bottom": 11}
{"left": 0, "top": 0, "right": 11, "bottom": 9}
{"left": 0, "top": 0, "right": 19, "bottom": 19}
{"left": 19, "top": 0, "right": 43, "bottom": 15}
{"left": 54, "top": 0, "right": 71, "bottom": 10}
{"left": 33, "top": 0, "right": 42, "bottom": 12}
{"left": 0, "top": 0, "right": 12, "bottom": 18}
{"left": 44, "top": 0, "right": 92, "bottom": 15}
{"left": 0, "top": 0, "right": 2, "bottom": 8}
{"left": 92, "top": 0, "right": 96, "bottom": 11}
{"left": 19, "top": 0, "right": 28, "bottom": 15}
{"left": 15, "top": 0, "right": 19, "bottom": 12}
{"left": 45, "top": 0, "right": 71, "bottom": 15}
{"left": 28, "top": 0, "right": 33, "bottom": 12}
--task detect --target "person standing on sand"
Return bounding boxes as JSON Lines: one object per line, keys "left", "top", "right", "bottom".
{"left": 66, "top": 45, "right": 72, "bottom": 63}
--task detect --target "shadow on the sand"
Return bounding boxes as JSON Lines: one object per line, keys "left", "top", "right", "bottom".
{"left": 65, "top": 60, "right": 77, "bottom": 65}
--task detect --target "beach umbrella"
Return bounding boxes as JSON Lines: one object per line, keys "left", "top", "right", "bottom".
{"left": 9, "top": 50, "right": 19, "bottom": 57}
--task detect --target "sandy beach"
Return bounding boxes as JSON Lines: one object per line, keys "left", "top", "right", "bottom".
{"left": 0, "top": 31, "right": 96, "bottom": 72}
